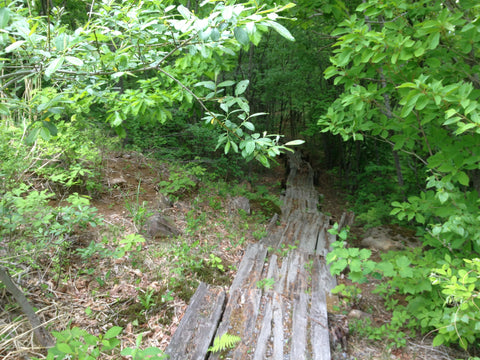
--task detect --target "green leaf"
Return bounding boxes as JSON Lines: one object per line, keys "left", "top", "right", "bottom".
{"left": 284, "top": 139, "right": 305, "bottom": 146}
{"left": 177, "top": 5, "right": 191, "bottom": 19}
{"left": 243, "top": 121, "right": 255, "bottom": 131}
{"left": 45, "top": 57, "right": 65, "bottom": 77}
{"left": 377, "top": 262, "right": 396, "bottom": 277}
{"left": 432, "top": 334, "right": 444, "bottom": 346}
{"left": 42, "top": 120, "right": 58, "bottom": 136}
{"left": 65, "top": 56, "right": 84, "bottom": 66}
{"left": 244, "top": 140, "right": 255, "bottom": 155}
{"left": 5, "top": 40, "right": 26, "bottom": 53}
{"left": 104, "top": 326, "right": 122, "bottom": 340}
{"left": 256, "top": 154, "right": 270, "bottom": 167}
{"left": 210, "top": 28, "right": 221, "bottom": 41}
{"left": 234, "top": 27, "right": 250, "bottom": 46}
{"left": 427, "top": 32, "right": 440, "bottom": 49}
{"left": 195, "top": 81, "right": 216, "bottom": 90}
{"left": 0, "top": 7, "right": 11, "bottom": 29}
{"left": 414, "top": 46, "right": 425, "bottom": 57}
{"left": 208, "top": 333, "right": 241, "bottom": 353}
{"left": 236, "top": 98, "right": 250, "bottom": 113}
{"left": 56, "top": 343, "right": 73, "bottom": 354}
{"left": 264, "top": 20, "right": 295, "bottom": 41}
{"left": 415, "top": 213, "right": 425, "bottom": 224}
{"left": 456, "top": 171, "right": 469, "bottom": 186}
{"left": 437, "top": 191, "right": 449, "bottom": 204}
{"left": 39, "top": 126, "right": 51, "bottom": 141}
{"left": 218, "top": 80, "right": 235, "bottom": 87}
{"left": 396, "top": 256, "right": 411, "bottom": 268}
{"left": 0, "top": 103, "right": 10, "bottom": 116}
{"left": 235, "top": 80, "right": 249, "bottom": 96}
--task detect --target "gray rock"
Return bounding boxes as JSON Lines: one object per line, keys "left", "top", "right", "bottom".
{"left": 144, "top": 213, "right": 180, "bottom": 239}
{"left": 347, "top": 309, "right": 372, "bottom": 320}
{"left": 229, "top": 196, "right": 251, "bottom": 214}
{"left": 361, "top": 226, "right": 404, "bottom": 251}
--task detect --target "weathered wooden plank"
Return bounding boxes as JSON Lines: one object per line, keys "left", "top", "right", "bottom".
{"left": 230, "top": 243, "right": 268, "bottom": 292}
{"left": 272, "top": 294, "right": 285, "bottom": 360}
{"left": 272, "top": 255, "right": 289, "bottom": 359}
{"left": 165, "top": 282, "right": 226, "bottom": 360}
{"left": 252, "top": 298, "right": 273, "bottom": 360}
{"left": 207, "top": 244, "right": 268, "bottom": 360}
{"left": 291, "top": 291, "right": 309, "bottom": 360}
{"left": 251, "top": 253, "right": 282, "bottom": 360}
{"left": 311, "top": 257, "right": 332, "bottom": 360}
{"left": 316, "top": 224, "right": 329, "bottom": 257}
{"left": 319, "top": 255, "right": 337, "bottom": 294}
{"left": 207, "top": 287, "right": 263, "bottom": 360}
{"left": 296, "top": 213, "right": 325, "bottom": 254}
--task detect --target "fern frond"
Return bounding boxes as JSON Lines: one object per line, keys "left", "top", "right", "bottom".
{"left": 208, "top": 333, "right": 241, "bottom": 353}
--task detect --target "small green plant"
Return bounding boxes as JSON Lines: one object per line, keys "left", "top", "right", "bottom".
{"left": 326, "top": 225, "right": 374, "bottom": 284}
{"left": 137, "top": 287, "right": 156, "bottom": 314}
{"left": 269, "top": 243, "right": 297, "bottom": 258}
{"left": 304, "top": 259, "right": 314, "bottom": 273}
{"left": 77, "top": 237, "right": 116, "bottom": 261}
{"left": 331, "top": 283, "right": 362, "bottom": 307}
{"left": 161, "top": 290, "right": 174, "bottom": 303}
{"left": 349, "top": 316, "right": 407, "bottom": 350}
{"left": 37, "top": 326, "right": 167, "bottom": 360}
{"left": 256, "top": 278, "right": 275, "bottom": 291}
{"left": 121, "top": 334, "right": 167, "bottom": 359}
{"left": 114, "top": 234, "right": 145, "bottom": 258}
{"left": 252, "top": 228, "right": 267, "bottom": 241}
{"left": 158, "top": 164, "right": 205, "bottom": 200}
{"left": 124, "top": 180, "right": 153, "bottom": 229}
{"left": 33, "top": 120, "right": 103, "bottom": 194}
{"left": 208, "top": 254, "right": 225, "bottom": 272}
{"left": 185, "top": 207, "right": 207, "bottom": 234}
{"left": 95, "top": 270, "right": 111, "bottom": 288}
{"left": 428, "top": 256, "right": 480, "bottom": 349}
{"left": 208, "top": 333, "right": 241, "bottom": 353}
{"left": 43, "top": 326, "right": 122, "bottom": 360}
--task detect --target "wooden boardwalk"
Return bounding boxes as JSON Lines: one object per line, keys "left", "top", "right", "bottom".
{"left": 165, "top": 152, "right": 353, "bottom": 360}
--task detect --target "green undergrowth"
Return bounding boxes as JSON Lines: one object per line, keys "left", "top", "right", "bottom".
{"left": 0, "top": 143, "right": 281, "bottom": 358}
{"left": 327, "top": 225, "right": 480, "bottom": 356}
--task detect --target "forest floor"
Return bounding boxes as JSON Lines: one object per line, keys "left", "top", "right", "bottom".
{"left": 0, "top": 150, "right": 471, "bottom": 359}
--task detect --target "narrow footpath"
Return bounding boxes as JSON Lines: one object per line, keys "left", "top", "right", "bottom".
{"left": 165, "top": 152, "right": 353, "bottom": 360}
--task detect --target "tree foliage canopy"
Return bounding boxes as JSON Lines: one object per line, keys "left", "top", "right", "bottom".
{"left": 320, "top": 0, "right": 480, "bottom": 350}
{"left": 0, "top": 0, "right": 299, "bottom": 166}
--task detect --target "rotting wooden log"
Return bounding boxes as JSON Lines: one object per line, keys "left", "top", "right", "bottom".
{"left": 165, "top": 282, "right": 226, "bottom": 360}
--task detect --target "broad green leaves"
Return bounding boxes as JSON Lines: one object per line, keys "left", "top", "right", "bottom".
{"left": 0, "top": 0, "right": 297, "bottom": 163}
{"left": 322, "top": 0, "right": 480, "bottom": 349}
{"left": 45, "top": 57, "right": 65, "bottom": 78}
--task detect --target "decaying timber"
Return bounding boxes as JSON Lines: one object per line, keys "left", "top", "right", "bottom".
{"left": 166, "top": 151, "right": 354, "bottom": 360}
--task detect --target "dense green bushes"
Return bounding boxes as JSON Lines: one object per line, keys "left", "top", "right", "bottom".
{"left": 322, "top": 0, "right": 480, "bottom": 352}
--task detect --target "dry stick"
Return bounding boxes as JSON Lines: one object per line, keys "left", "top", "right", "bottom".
{"left": 0, "top": 266, "right": 55, "bottom": 348}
